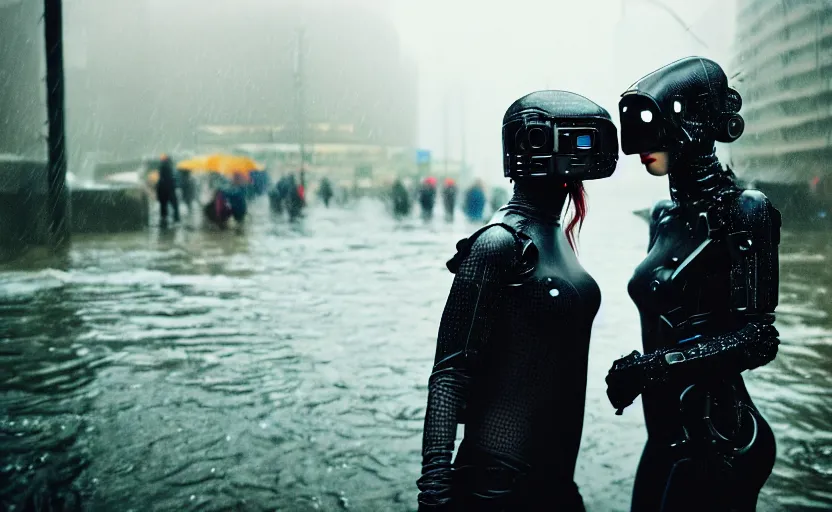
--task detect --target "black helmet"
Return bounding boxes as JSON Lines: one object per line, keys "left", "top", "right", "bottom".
{"left": 618, "top": 56, "right": 744, "bottom": 155}
{"left": 502, "top": 90, "right": 618, "bottom": 181}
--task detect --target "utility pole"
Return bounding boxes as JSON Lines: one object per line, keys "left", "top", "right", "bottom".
{"left": 294, "top": 26, "right": 307, "bottom": 191}
{"left": 44, "top": 0, "right": 69, "bottom": 247}
{"left": 460, "top": 88, "right": 466, "bottom": 183}
{"left": 443, "top": 91, "right": 449, "bottom": 178}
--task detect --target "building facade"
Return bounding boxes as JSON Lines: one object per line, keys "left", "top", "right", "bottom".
{"left": 61, "top": 0, "right": 419, "bottom": 175}
{"left": 731, "top": 0, "right": 832, "bottom": 188}
{"left": 0, "top": 0, "right": 47, "bottom": 159}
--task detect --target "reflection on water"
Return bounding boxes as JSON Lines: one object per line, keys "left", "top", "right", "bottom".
{"left": 761, "top": 232, "right": 832, "bottom": 510}
{"left": 0, "top": 192, "right": 829, "bottom": 511}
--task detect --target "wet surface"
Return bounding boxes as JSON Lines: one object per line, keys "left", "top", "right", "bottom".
{"left": 0, "top": 181, "right": 830, "bottom": 511}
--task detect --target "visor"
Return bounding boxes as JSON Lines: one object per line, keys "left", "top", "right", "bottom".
{"left": 502, "top": 115, "right": 618, "bottom": 180}
{"left": 618, "top": 93, "right": 676, "bottom": 155}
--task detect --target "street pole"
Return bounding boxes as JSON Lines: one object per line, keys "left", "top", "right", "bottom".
{"left": 460, "top": 88, "right": 466, "bottom": 184}
{"left": 44, "top": 0, "right": 69, "bottom": 247}
{"left": 294, "top": 26, "right": 307, "bottom": 192}
{"left": 443, "top": 91, "right": 449, "bottom": 179}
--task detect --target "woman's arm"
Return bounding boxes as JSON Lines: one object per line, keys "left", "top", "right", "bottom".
{"left": 417, "top": 226, "right": 519, "bottom": 509}
{"left": 607, "top": 190, "right": 781, "bottom": 411}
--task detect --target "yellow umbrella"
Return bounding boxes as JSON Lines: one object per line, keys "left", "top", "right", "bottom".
{"left": 176, "top": 154, "right": 264, "bottom": 179}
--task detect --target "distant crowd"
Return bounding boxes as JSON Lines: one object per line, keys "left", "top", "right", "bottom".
{"left": 387, "top": 176, "right": 509, "bottom": 223}
{"left": 152, "top": 154, "right": 508, "bottom": 230}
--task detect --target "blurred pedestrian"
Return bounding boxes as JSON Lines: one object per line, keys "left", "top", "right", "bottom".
{"left": 442, "top": 177, "right": 458, "bottom": 221}
{"left": 178, "top": 168, "right": 196, "bottom": 215}
{"left": 319, "top": 177, "right": 334, "bottom": 207}
{"left": 286, "top": 173, "right": 304, "bottom": 220}
{"left": 204, "top": 188, "right": 232, "bottom": 229}
{"left": 391, "top": 178, "right": 411, "bottom": 218}
{"left": 463, "top": 178, "right": 486, "bottom": 222}
{"left": 419, "top": 176, "right": 438, "bottom": 220}
{"left": 156, "top": 154, "right": 179, "bottom": 227}
{"left": 269, "top": 174, "right": 289, "bottom": 214}
{"left": 224, "top": 172, "right": 248, "bottom": 224}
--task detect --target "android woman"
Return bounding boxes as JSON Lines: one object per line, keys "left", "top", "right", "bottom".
{"left": 607, "top": 57, "right": 781, "bottom": 511}
{"left": 417, "top": 90, "right": 618, "bottom": 511}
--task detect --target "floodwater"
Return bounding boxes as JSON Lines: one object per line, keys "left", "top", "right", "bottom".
{"left": 0, "top": 175, "right": 830, "bottom": 511}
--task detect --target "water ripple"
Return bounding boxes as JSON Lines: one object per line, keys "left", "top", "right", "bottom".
{"left": 0, "top": 197, "right": 829, "bottom": 511}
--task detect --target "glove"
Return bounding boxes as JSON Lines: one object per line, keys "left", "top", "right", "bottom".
{"left": 417, "top": 454, "right": 454, "bottom": 511}
{"left": 418, "top": 499, "right": 454, "bottom": 512}
{"left": 606, "top": 350, "right": 647, "bottom": 414}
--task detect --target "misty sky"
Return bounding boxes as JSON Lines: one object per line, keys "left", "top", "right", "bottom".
{"left": 4, "top": 0, "right": 739, "bottom": 192}
{"left": 390, "top": 0, "right": 736, "bottom": 185}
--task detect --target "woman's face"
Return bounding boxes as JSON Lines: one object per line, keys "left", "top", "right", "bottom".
{"left": 639, "top": 151, "right": 669, "bottom": 176}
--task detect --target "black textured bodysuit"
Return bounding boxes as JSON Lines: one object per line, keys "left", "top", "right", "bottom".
{"left": 618, "top": 154, "right": 781, "bottom": 512}
{"left": 417, "top": 184, "right": 599, "bottom": 511}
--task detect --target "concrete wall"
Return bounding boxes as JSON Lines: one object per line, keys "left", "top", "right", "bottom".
{"left": 0, "top": 157, "right": 51, "bottom": 260}
{"left": 0, "top": 156, "right": 149, "bottom": 261}
{"left": 70, "top": 185, "right": 149, "bottom": 234}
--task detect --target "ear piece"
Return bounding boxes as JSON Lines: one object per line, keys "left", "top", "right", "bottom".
{"left": 715, "top": 113, "right": 744, "bottom": 143}
{"left": 726, "top": 87, "right": 742, "bottom": 112}
{"left": 717, "top": 87, "right": 744, "bottom": 142}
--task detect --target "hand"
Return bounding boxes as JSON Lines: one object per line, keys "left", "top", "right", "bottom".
{"left": 417, "top": 456, "right": 453, "bottom": 510}
{"left": 418, "top": 499, "right": 454, "bottom": 512}
{"left": 605, "top": 350, "right": 645, "bottom": 413}
{"left": 417, "top": 483, "right": 453, "bottom": 511}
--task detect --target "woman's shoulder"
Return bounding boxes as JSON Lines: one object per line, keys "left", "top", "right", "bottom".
{"left": 727, "top": 189, "right": 780, "bottom": 230}
{"left": 713, "top": 188, "right": 782, "bottom": 248}
{"left": 446, "top": 223, "right": 521, "bottom": 274}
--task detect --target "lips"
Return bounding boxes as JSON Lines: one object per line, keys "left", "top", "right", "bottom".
{"left": 640, "top": 153, "right": 656, "bottom": 164}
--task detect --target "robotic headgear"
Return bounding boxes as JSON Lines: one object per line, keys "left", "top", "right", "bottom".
{"left": 619, "top": 57, "right": 744, "bottom": 155}
{"left": 502, "top": 90, "right": 618, "bottom": 181}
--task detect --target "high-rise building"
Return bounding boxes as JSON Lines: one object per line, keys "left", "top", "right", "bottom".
{"left": 0, "top": 0, "right": 46, "bottom": 159}
{"left": 61, "top": 0, "right": 419, "bottom": 172}
{"left": 731, "top": 0, "right": 832, "bottom": 189}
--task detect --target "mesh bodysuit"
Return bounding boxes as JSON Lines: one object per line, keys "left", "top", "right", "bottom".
{"left": 417, "top": 197, "right": 600, "bottom": 511}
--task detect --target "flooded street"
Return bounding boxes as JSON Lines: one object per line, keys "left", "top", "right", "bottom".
{"left": 1, "top": 180, "right": 830, "bottom": 512}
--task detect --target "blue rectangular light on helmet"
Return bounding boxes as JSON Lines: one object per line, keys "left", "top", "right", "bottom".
{"left": 576, "top": 134, "right": 592, "bottom": 149}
